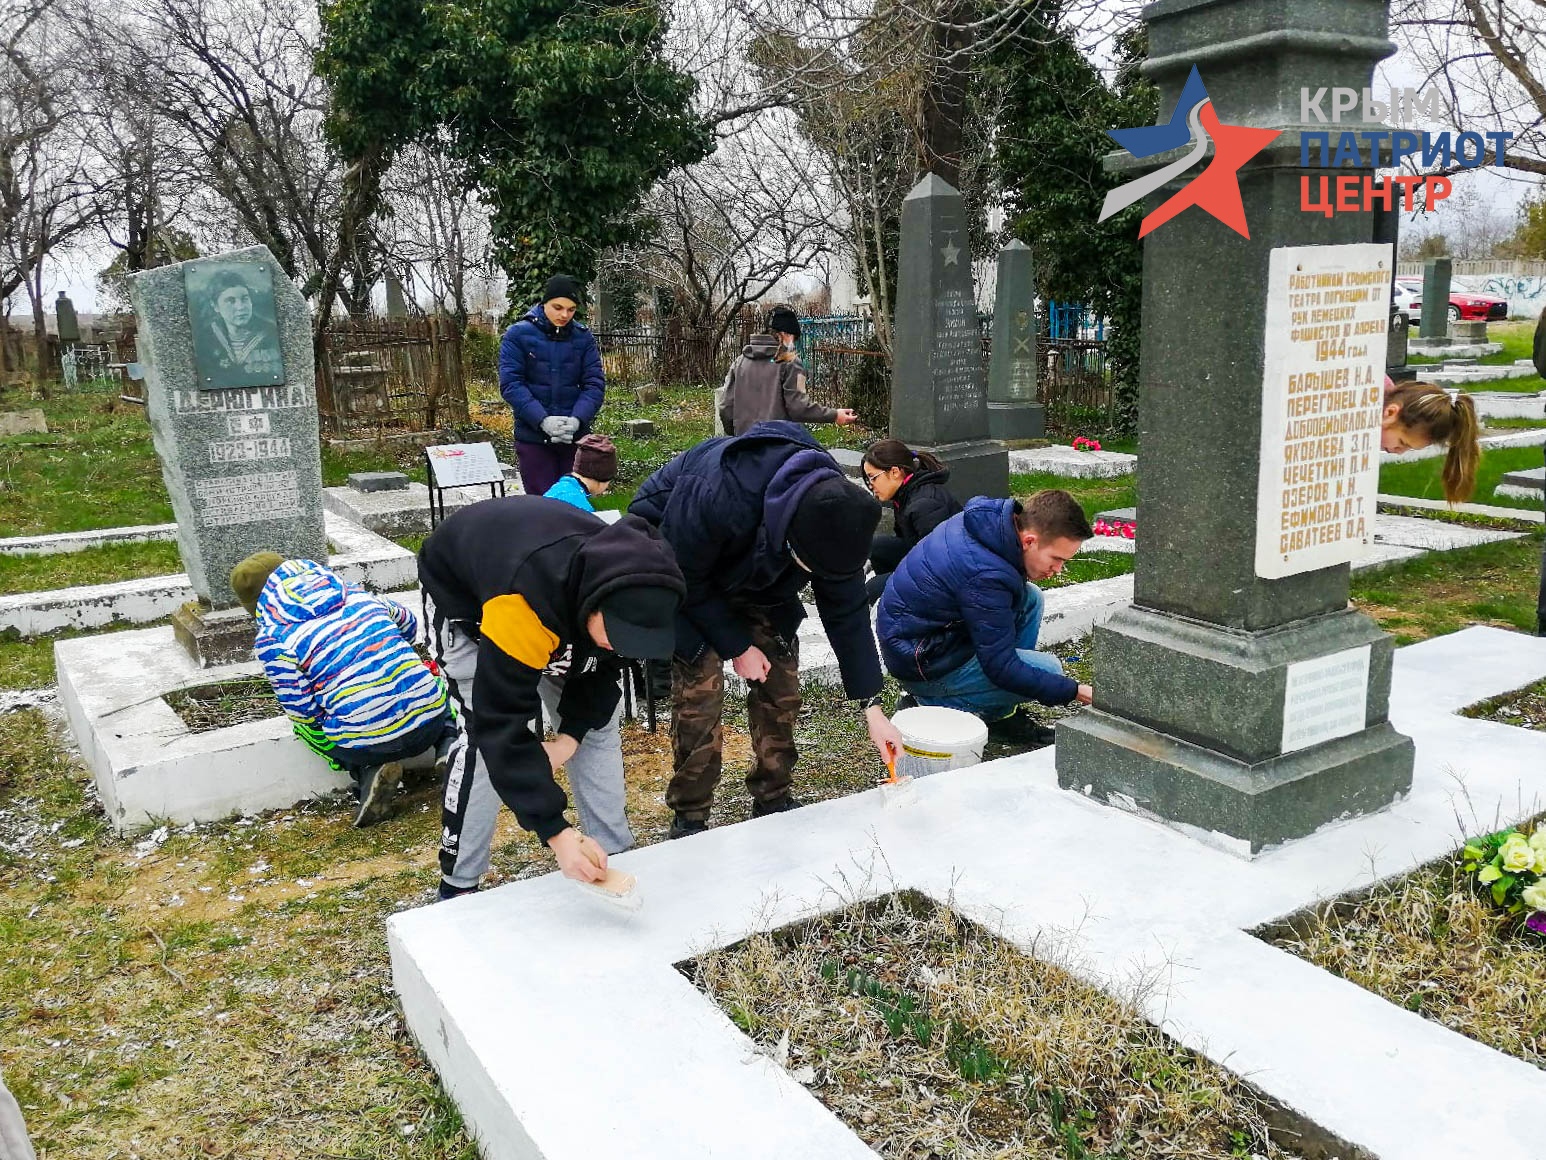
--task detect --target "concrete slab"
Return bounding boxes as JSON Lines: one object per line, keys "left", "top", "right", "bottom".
{"left": 1407, "top": 339, "right": 1504, "bottom": 359}
{"left": 1471, "top": 391, "right": 1546, "bottom": 421}
{"left": 325, "top": 476, "right": 527, "bottom": 538}
{"left": 1415, "top": 363, "right": 1535, "bottom": 387}
{"left": 0, "top": 523, "right": 177, "bottom": 557}
{"left": 1372, "top": 513, "right": 1523, "bottom": 551}
{"left": 1500, "top": 465, "right": 1545, "bottom": 491}
{"left": 55, "top": 624, "right": 353, "bottom": 833}
{"left": 0, "top": 513, "right": 415, "bottom": 637}
{"left": 389, "top": 627, "right": 1546, "bottom": 1160}
{"left": 1007, "top": 445, "right": 1136, "bottom": 479}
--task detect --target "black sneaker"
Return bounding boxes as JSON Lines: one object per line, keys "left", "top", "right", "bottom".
{"left": 433, "top": 732, "right": 458, "bottom": 779}
{"left": 985, "top": 711, "right": 1057, "bottom": 748}
{"left": 751, "top": 794, "right": 804, "bottom": 818}
{"left": 437, "top": 880, "right": 480, "bottom": 902}
{"left": 353, "top": 761, "right": 403, "bottom": 828}
{"left": 668, "top": 814, "right": 709, "bottom": 840}
{"left": 896, "top": 694, "right": 918, "bottom": 711}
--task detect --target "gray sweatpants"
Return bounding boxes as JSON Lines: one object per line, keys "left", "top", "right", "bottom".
{"left": 0, "top": 1069, "right": 35, "bottom": 1160}
{"left": 428, "top": 599, "right": 633, "bottom": 890}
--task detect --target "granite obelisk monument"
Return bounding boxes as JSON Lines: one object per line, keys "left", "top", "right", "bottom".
{"left": 889, "top": 174, "right": 1009, "bottom": 503}
{"left": 1055, "top": 0, "right": 1414, "bottom": 853}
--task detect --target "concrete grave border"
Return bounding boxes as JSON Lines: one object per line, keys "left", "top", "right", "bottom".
{"left": 388, "top": 627, "right": 1546, "bottom": 1160}
{"left": 0, "top": 512, "right": 415, "bottom": 637}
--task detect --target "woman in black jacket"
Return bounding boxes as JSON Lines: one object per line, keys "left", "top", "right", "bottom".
{"left": 862, "top": 439, "right": 964, "bottom": 604}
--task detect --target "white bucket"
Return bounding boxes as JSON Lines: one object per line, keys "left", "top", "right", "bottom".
{"left": 892, "top": 706, "right": 989, "bottom": 779}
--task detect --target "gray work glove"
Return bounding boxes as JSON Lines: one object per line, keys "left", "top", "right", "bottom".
{"left": 540, "top": 415, "right": 575, "bottom": 443}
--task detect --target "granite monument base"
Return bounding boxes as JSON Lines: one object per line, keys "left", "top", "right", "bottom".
{"left": 987, "top": 402, "right": 1045, "bottom": 441}
{"left": 924, "top": 439, "right": 1010, "bottom": 505}
{"left": 172, "top": 601, "right": 257, "bottom": 667}
{"left": 1057, "top": 605, "right": 1413, "bottom": 854}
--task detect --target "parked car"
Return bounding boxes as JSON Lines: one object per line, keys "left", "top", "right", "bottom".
{"left": 1393, "top": 278, "right": 1508, "bottom": 323}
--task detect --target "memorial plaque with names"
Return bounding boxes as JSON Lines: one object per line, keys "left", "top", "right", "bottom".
{"left": 1254, "top": 244, "right": 1391, "bottom": 580}
{"left": 130, "top": 245, "right": 326, "bottom": 608}
{"left": 426, "top": 442, "right": 505, "bottom": 487}
{"left": 1280, "top": 645, "right": 1371, "bottom": 754}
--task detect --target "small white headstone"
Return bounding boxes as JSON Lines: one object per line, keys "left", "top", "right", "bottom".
{"left": 1280, "top": 645, "right": 1371, "bottom": 753}
{"left": 1254, "top": 243, "right": 1391, "bottom": 579}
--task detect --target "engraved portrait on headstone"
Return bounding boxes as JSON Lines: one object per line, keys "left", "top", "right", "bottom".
{"left": 186, "top": 257, "right": 285, "bottom": 388}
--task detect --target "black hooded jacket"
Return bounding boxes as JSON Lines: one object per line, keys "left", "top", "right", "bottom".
{"left": 892, "top": 467, "right": 963, "bottom": 549}
{"left": 418, "top": 497, "right": 685, "bottom": 841}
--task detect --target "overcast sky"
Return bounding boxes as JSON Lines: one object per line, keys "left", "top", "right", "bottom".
{"left": 36, "top": 23, "right": 1537, "bottom": 316}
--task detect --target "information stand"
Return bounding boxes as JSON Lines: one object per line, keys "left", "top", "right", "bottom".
{"left": 425, "top": 442, "right": 506, "bottom": 527}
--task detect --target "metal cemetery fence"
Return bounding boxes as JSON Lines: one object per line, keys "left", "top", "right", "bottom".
{"left": 315, "top": 316, "right": 470, "bottom": 436}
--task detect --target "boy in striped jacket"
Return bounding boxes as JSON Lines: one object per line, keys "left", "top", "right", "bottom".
{"left": 232, "top": 553, "right": 459, "bottom": 827}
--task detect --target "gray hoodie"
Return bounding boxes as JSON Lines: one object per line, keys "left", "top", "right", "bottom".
{"left": 719, "top": 334, "right": 838, "bottom": 435}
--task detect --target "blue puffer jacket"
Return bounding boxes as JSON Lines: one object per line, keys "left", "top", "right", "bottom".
{"left": 498, "top": 304, "right": 605, "bottom": 444}
{"left": 628, "top": 420, "right": 883, "bottom": 700}
{"left": 876, "top": 497, "right": 1079, "bottom": 706}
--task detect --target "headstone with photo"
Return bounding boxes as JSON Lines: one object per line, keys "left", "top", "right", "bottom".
{"left": 889, "top": 174, "right": 1008, "bottom": 503}
{"left": 130, "top": 245, "right": 327, "bottom": 665}
{"left": 987, "top": 240, "right": 1045, "bottom": 440}
{"left": 1055, "top": 0, "right": 1414, "bottom": 854}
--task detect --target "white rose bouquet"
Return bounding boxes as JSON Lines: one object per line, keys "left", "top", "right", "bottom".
{"left": 1463, "top": 825, "right": 1546, "bottom": 935}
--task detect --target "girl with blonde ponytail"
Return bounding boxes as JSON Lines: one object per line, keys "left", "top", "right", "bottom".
{"left": 1381, "top": 380, "right": 1481, "bottom": 503}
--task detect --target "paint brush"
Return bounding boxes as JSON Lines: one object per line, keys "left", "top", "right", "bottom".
{"left": 576, "top": 867, "right": 642, "bottom": 913}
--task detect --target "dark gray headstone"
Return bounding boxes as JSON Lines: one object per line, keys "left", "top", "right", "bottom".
{"left": 987, "top": 240, "right": 1044, "bottom": 440}
{"left": 385, "top": 271, "right": 408, "bottom": 319}
{"left": 1385, "top": 310, "right": 1408, "bottom": 369}
{"left": 1420, "top": 256, "right": 1452, "bottom": 341}
{"left": 621, "top": 418, "right": 656, "bottom": 439}
{"left": 349, "top": 471, "right": 410, "bottom": 492}
{"left": 890, "top": 174, "right": 1008, "bottom": 501}
{"left": 55, "top": 292, "right": 80, "bottom": 345}
{"left": 130, "top": 245, "right": 326, "bottom": 610}
{"left": 1055, "top": 0, "right": 1413, "bottom": 855}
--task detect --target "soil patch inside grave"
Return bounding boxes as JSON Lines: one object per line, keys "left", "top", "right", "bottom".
{"left": 1462, "top": 677, "right": 1546, "bottom": 731}
{"left": 685, "top": 890, "right": 1326, "bottom": 1159}
{"left": 164, "top": 678, "right": 281, "bottom": 732}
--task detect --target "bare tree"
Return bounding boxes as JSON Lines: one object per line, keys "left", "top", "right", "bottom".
{"left": 629, "top": 116, "right": 833, "bottom": 347}
{"left": 122, "top": 0, "right": 384, "bottom": 331}
{"left": 379, "top": 144, "right": 496, "bottom": 327}
{"left": 1, "top": 0, "right": 99, "bottom": 376}
{"left": 1395, "top": 0, "right": 1546, "bottom": 174}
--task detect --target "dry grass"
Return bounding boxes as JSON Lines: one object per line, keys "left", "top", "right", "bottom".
{"left": 164, "top": 678, "right": 282, "bottom": 733}
{"left": 1265, "top": 828, "right": 1546, "bottom": 1069}
{"left": 0, "top": 680, "right": 891, "bottom": 1157}
{"left": 690, "top": 891, "right": 1295, "bottom": 1160}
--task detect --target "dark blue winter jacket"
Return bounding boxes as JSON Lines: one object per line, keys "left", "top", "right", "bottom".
{"left": 628, "top": 421, "right": 883, "bottom": 700}
{"left": 498, "top": 304, "right": 605, "bottom": 444}
{"left": 876, "top": 497, "right": 1079, "bottom": 706}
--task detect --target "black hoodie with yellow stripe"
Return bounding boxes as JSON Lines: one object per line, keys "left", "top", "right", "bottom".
{"left": 418, "top": 497, "right": 685, "bottom": 842}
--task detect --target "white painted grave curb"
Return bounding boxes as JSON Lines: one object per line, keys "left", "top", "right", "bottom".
{"left": 389, "top": 627, "right": 1546, "bottom": 1160}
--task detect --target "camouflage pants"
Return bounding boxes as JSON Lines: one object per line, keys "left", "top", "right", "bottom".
{"left": 668, "top": 608, "right": 800, "bottom": 819}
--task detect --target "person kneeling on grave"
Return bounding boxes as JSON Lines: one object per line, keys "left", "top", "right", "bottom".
{"left": 417, "top": 496, "right": 685, "bottom": 900}
{"left": 542, "top": 432, "right": 617, "bottom": 513}
{"left": 231, "top": 553, "right": 459, "bottom": 828}
{"left": 875, "top": 491, "right": 1095, "bottom": 747}
{"left": 628, "top": 419, "right": 905, "bottom": 839}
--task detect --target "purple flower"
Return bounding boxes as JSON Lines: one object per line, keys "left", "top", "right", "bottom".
{"left": 1526, "top": 912, "right": 1546, "bottom": 935}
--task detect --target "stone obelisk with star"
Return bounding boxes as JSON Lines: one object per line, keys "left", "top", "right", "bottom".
{"left": 1055, "top": 0, "right": 1413, "bottom": 853}
{"left": 889, "top": 174, "right": 1009, "bottom": 503}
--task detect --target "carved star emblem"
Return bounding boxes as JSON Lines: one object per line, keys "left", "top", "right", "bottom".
{"left": 941, "top": 239, "right": 961, "bottom": 266}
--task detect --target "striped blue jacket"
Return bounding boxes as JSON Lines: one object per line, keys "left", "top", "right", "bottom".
{"left": 254, "top": 559, "right": 447, "bottom": 749}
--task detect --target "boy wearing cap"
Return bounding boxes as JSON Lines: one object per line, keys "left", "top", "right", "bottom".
{"left": 231, "top": 552, "right": 458, "bottom": 827}
{"left": 719, "top": 306, "right": 859, "bottom": 436}
{"left": 542, "top": 433, "right": 617, "bottom": 513}
{"left": 418, "top": 496, "right": 685, "bottom": 898}
{"left": 629, "top": 420, "right": 904, "bottom": 837}
{"left": 499, "top": 273, "right": 605, "bottom": 497}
